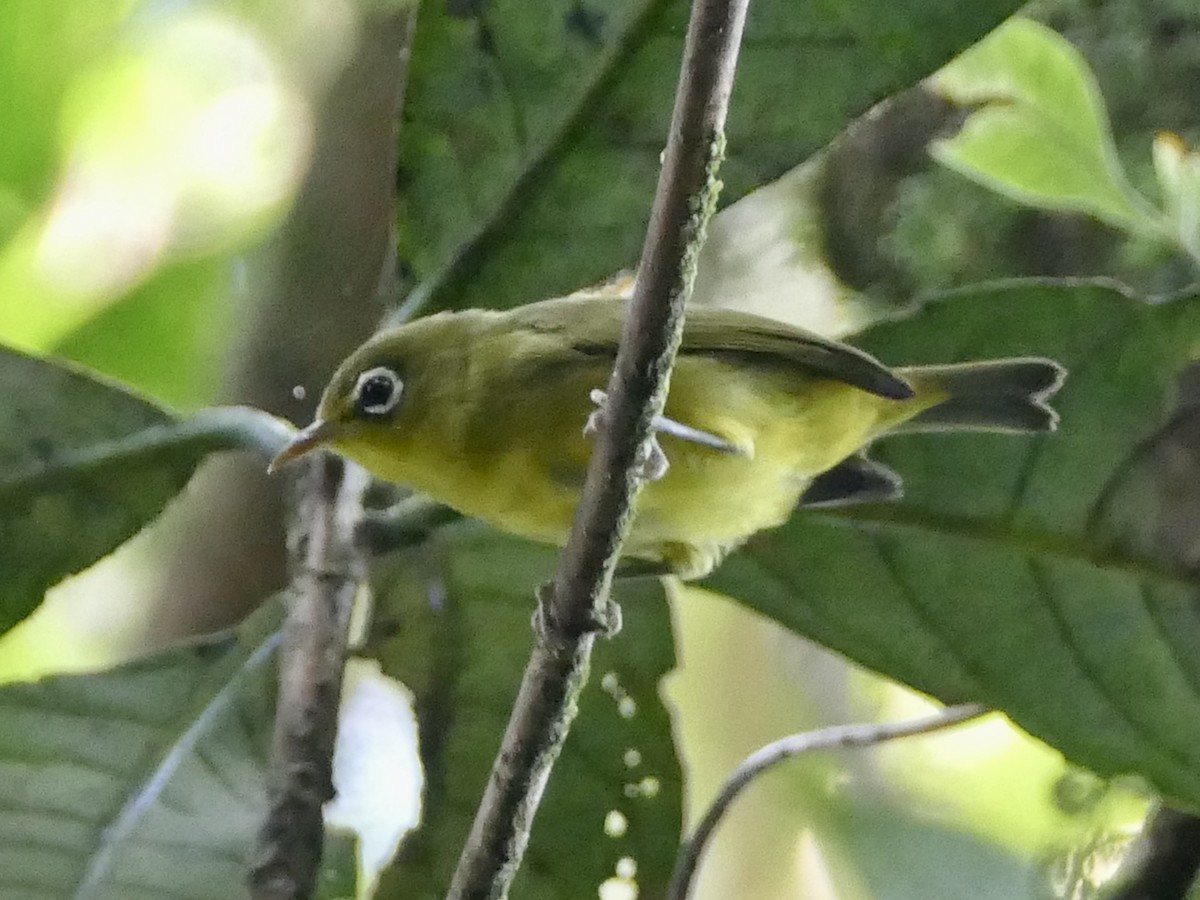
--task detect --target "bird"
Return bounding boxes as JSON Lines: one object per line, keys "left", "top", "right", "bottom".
{"left": 270, "top": 295, "right": 1064, "bottom": 579}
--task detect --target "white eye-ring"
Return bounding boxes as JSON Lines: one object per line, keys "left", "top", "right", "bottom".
{"left": 353, "top": 366, "right": 403, "bottom": 418}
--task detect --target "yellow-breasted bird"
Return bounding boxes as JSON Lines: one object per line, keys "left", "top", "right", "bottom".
{"left": 270, "top": 295, "right": 1064, "bottom": 578}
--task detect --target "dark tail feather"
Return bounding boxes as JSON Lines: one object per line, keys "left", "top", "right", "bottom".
{"left": 897, "top": 359, "right": 1066, "bottom": 434}
{"left": 801, "top": 455, "right": 903, "bottom": 508}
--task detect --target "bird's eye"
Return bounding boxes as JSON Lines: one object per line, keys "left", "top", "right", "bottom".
{"left": 353, "top": 366, "right": 403, "bottom": 418}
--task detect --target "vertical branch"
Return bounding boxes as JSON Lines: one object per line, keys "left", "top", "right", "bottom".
{"left": 446, "top": 0, "right": 752, "bottom": 897}
{"left": 250, "top": 456, "right": 367, "bottom": 900}
{"left": 247, "top": 7, "right": 417, "bottom": 900}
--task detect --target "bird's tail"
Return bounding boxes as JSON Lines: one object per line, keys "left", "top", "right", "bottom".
{"left": 895, "top": 359, "right": 1066, "bottom": 434}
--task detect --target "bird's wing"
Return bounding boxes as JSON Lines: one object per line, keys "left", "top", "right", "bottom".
{"left": 508, "top": 295, "right": 912, "bottom": 400}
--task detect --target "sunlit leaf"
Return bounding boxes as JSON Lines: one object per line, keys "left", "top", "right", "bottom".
{"left": 706, "top": 282, "right": 1200, "bottom": 807}
{"left": 929, "top": 19, "right": 1161, "bottom": 237}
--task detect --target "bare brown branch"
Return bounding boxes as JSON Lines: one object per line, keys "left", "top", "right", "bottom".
{"left": 249, "top": 456, "right": 367, "bottom": 900}
{"left": 445, "top": 0, "right": 752, "bottom": 897}
{"left": 245, "top": 8, "right": 417, "bottom": 899}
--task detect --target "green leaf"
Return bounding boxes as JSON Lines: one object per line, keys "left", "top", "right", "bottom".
{"left": 0, "top": 602, "right": 280, "bottom": 899}
{"left": 705, "top": 282, "right": 1200, "bottom": 807}
{"left": 929, "top": 18, "right": 1161, "bottom": 236}
{"left": 0, "top": 602, "right": 373, "bottom": 899}
{"left": 318, "top": 830, "right": 362, "bottom": 900}
{"left": 372, "top": 530, "right": 681, "bottom": 900}
{"left": 399, "top": 0, "right": 1026, "bottom": 316}
{"left": 0, "top": 345, "right": 292, "bottom": 635}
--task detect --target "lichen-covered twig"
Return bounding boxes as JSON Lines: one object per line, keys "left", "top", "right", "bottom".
{"left": 667, "top": 704, "right": 990, "bottom": 900}
{"left": 445, "top": 0, "right": 751, "bottom": 897}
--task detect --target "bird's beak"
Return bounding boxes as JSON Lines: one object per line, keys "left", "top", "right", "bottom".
{"left": 268, "top": 419, "right": 339, "bottom": 474}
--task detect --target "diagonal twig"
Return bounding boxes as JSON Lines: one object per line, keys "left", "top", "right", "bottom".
{"left": 668, "top": 703, "right": 991, "bottom": 900}
{"left": 445, "top": 0, "right": 752, "bottom": 896}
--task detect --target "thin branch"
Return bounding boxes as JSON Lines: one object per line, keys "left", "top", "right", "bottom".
{"left": 249, "top": 456, "right": 368, "bottom": 900}
{"left": 247, "top": 6, "right": 416, "bottom": 897}
{"left": 445, "top": 0, "right": 751, "bottom": 896}
{"left": 668, "top": 703, "right": 991, "bottom": 900}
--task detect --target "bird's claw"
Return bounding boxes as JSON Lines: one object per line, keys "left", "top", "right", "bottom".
{"left": 584, "top": 389, "right": 671, "bottom": 482}
{"left": 533, "top": 583, "right": 622, "bottom": 640}
{"left": 582, "top": 388, "right": 608, "bottom": 439}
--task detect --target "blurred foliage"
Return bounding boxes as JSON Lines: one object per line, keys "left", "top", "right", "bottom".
{"left": 1, "top": 1, "right": 1199, "bottom": 900}
{"left": 0, "top": 0, "right": 363, "bottom": 405}
{"left": 879, "top": 0, "right": 1200, "bottom": 298}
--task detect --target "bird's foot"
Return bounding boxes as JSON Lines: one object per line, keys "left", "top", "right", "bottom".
{"left": 583, "top": 389, "right": 670, "bottom": 481}
{"left": 533, "top": 583, "right": 623, "bottom": 642}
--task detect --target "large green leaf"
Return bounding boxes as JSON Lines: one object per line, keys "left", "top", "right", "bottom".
{"left": 929, "top": 18, "right": 1161, "bottom": 236}
{"left": 0, "top": 603, "right": 380, "bottom": 899}
{"left": 0, "top": 604, "right": 279, "bottom": 900}
{"left": 705, "top": 282, "right": 1200, "bottom": 806}
{"left": 0, "top": 346, "right": 291, "bottom": 635}
{"left": 399, "top": 0, "right": 1025, "bottom": 316}
{"left": 372, "top": 530, "right": 681, "bottom": 899}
